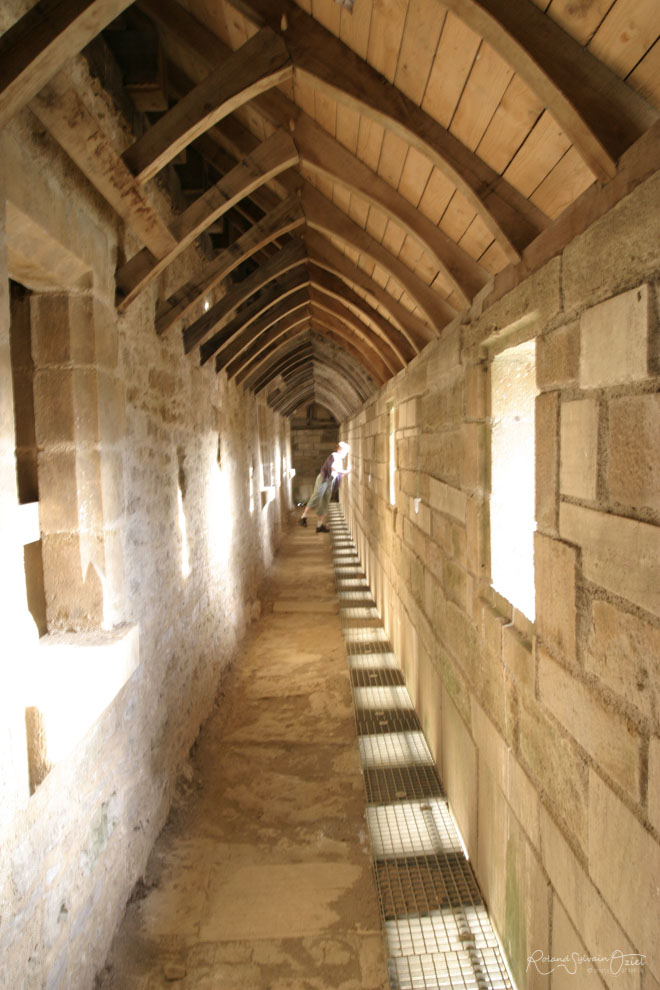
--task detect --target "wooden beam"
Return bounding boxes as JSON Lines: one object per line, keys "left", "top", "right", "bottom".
{"left": 30, "top": 72, "right": 177, "bottom": 260}
{"left": 0, "top": 0, "right": 134, "bottom": 130}
{"left": 302, "top": 183, "right": 452, "bottom": 334}
{"left": 155, "top": 194, "right": 304, "bottom": 335}
{"left": 230, "top": 313, "right": 312, "bottom": 382}
{"left": 308, "top": 263, "right": 415, "bottom": 365}
{"left": 227, "top": 0, "right": 548, "bottom": 259}
{"left": 443, "top": 0, "right": 658, "bottom": 181}
{"left": 116, "top": 129, "right": 298, "bottom": 309}
{"left": 306, "top": 313, "right": 390, "bottom": 385}
{"left": 122, "top": 27, "right": 292, "bottom": 184}
{"left": 182, "top": 238, "right": 306, "bottom": 352}
{"left": 215, "top": 291, "right": 311, "bottom": 372}
{"left": 291, "top": 114, "right": 488, "bottom": 306}
{"left": 303, "top": 228, "right": 431, "bottom": 354}
{"left": 197, "top": 266, "right": 310, "bottom": 362}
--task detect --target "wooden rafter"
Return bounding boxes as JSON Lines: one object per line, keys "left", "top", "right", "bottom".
{"left": 229, "top": 312, "right": 312, "bottom": 381}
{"left": 0, "top": 0, "right": 134, "bottom": 131}
{"left": 444, "top": 0, "right": 658, "bottom": 181}
{"left": 292, "top": 114, "right": 488, "bottom": 307}
{"left": 226, "top": 0, "right": 548, "bottom": 260}
{"left": 308, "top": 294, "right": 401, "bottom": 375}
{"left": 181, "top": 238, "right": 306, "bottom": 352}
{"left": 154, "top": 194, "right": 304, "bottom": 335}
{"left": 116, "top": 129, "right": 298, "bottom": 309}
{"left": 214, "top": 290, "right": 311, "bottom": 371}
{"left": 122, "top": 27, "right": 293, "bottom": 184}
{"left": 197, "top": 267, "right": 310, "bottom": 362}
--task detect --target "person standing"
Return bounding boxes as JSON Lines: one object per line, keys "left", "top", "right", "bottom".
{"left": 299, "top": 442, "right": 351, "bottom": 532}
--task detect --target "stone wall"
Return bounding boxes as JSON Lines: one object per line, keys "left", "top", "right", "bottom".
{"left": 341, "top": 168, "right": 660, "bottom": 989}
{"left": 0, "top": 59, "right": 291, "bottom": 990}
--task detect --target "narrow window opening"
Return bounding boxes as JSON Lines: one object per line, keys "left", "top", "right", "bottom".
{"left": 490, "top": 340, "right": 537, "bottom": 620}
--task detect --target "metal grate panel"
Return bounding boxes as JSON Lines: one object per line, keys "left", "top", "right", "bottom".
{"left": 328, "top": 507, "right": 514, "bottom": 990}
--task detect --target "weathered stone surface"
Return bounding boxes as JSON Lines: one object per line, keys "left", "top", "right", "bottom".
{"left": 585, "top": 599, "right": 660, "bottom": 721}
{"left": 560, "top": 398, "right": 599, "bottom": 501}
{"left": 649, "top": 736, "right": 660, "bottom": 835}
{"left": 519, "top": 695, "right": 587, "bottom": 849}
{"left": 534, "top": 533, "right": 577, "bottom": 660}
{"left": 441, "top": 689, "right": 477, "bottom": 856}
{"left": 540, "top": 807, "right": 642, "bottom": 990}
{"left": 608, "top": 393, "right": 660, "bottom": 513}
{"left": 536, "top": 390, "right": 559, "bottom": 531}
{"left": 538, "top": 647, "right": 640, "bottom": 799}
{"left": 588, "top": 771, "right": 660, "bottom": 981}
{"left": 536, "top": 321, "right": 579, "bottom": 389}
{"left": 559, "top": 503, "right": 660, "bottom": 617}
{"left": 579, "top": 284, "right": 650, "bottom": 388}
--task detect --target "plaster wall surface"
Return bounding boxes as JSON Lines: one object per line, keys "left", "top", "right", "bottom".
{"left": 341, "top": 170, "right": 660, "bottom": 990}
{"left": 0, "top": 66, "right": 291, "bottom": 990}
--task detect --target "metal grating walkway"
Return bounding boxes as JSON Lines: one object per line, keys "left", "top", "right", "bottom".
{"left": 328, "top": 505, "right": 515, "bottom": 990}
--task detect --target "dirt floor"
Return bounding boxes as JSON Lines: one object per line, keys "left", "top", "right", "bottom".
{"left": 96, "top": 511, "right": 390, "bottom": 990}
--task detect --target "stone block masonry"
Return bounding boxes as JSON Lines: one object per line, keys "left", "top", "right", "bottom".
{"left": 0, "top": 64, "right": 293, "bottom": 990}
{"left": 342, "top": 168, "right": 660, "bottom": 988}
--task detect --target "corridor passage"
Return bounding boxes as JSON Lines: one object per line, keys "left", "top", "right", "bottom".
{"left": 97, "top": 508, "right": 513, "bottom": 990}
{"left": 97, "top": 509, "right": 390, "bottom": 990}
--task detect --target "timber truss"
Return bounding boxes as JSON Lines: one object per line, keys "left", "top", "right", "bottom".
{"left": 1, "top": 0, "right": 658, "bottom": 417}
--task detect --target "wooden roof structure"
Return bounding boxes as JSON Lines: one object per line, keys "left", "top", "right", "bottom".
{"left": 1, "top": 0, "right": 659, "bottom": 418}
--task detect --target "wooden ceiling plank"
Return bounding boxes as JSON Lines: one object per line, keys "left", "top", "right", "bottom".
{"left": 451, "top": 40, "right": 515, "bottom": 153}
{"left": 442, "top": 0, "right": 658, "bottom": 180}
{"left": 302, "top": 182, "right": 453, "bottom": 333}
{"left": 0, "top": 0, "right": 134, "bottom": 130}
{"left": 394, "top": 0, "right": 447, "bottom": 106}
{"left": 182, "top": 238, "right": 306, "bottom": 351}
{"left": 122, "top": 27, "right": 293, "bottom": 184}
{"left": 155, "top": 193, "right": 304, "bottom": 334}
{"left": 422, "top": 11, "right": 481, "bottom": 129}
{"left": 29, "top": 73, "right": 177, "bottom": 260}
{"left": 226, "top": 0, "right": 547, "bottom": 257}
{"left": 588, "top": 0, "right": 660, "bottom": 79}
{"left": 116, "top": 129, "right": 298, "bottom": 308}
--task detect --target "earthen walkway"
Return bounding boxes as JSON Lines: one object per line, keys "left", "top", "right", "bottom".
{"left": 97, "top": 510, "right": 390, "bottom": 990}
